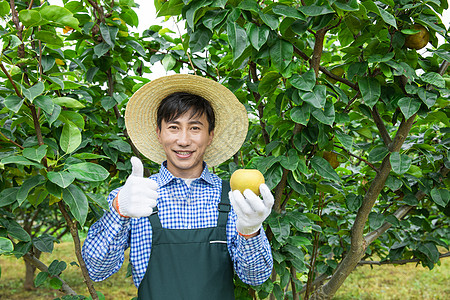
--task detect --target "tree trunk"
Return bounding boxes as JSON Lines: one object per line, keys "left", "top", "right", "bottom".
{"left": 23, "top": 249, "right": 41, "bottom": 290}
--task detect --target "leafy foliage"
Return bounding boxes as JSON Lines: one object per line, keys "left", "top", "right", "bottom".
{"left": 0, "top": 0, "right": 449, "bottom": 299}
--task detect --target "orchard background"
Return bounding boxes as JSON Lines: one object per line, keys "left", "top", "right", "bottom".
{"left": 0, "top": 0, "right": 449, "bottom": 299}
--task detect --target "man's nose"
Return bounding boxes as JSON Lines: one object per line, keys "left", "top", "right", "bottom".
{"left": 176, "top": 130, "right": 191, "bottom": 146}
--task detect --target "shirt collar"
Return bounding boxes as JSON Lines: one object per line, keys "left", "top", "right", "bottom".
{"left": 158, "top": 161, "right": 216, "bottom": 187}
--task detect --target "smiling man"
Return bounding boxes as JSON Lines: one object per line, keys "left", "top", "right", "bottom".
{"left": 82, "top": 74, "right": 274, "bottom": 300}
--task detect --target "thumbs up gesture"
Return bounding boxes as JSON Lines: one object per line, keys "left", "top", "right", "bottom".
{"left": 115, "top": 157, "right": 158, "bottom": 218}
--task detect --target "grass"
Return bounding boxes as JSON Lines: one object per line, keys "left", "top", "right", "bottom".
{"left": 0, "top": 240, "right": 449, "bottom": 299}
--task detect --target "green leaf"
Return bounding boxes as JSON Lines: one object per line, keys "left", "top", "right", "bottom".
{"left": 6, "top": 220, "right": 31, "bottom": 242}
{"left": 49, "top": 277, "right": 63, "bottom": 289}
{"left": 1, "top": 156, "right": 42, "bottom": 167}
{"left": 227, "top": 21, "right": 249, "bottom": 62}
{"left": 430, "top": 188, "right": 449, "bottom": 207}
{"left": 335, "top": 131, "right": 353, "bottom": 150}
{"left": 291, "top": 105, "right": 310, "bottom": 125}
{"left": 68, "top": 162, "right": 110, "bottom": 182}
{"left": 34, "top": 95, "right": 55, "bottom": 115}
{"left": 289, "top": 69, "right": 316, "bottom": 92}
{"left": 40, "top": 5, "right": 80, "bottom": 30}
{"left": 52, "top": 97, "right": 84, "bottom": 108}
{"left": 334, "top": 0, "right": 359, "bottom": 11}
{"left": 189, "top": 27, "right": 213, "bottom": 53}
{"left": 368, "top": 146, "right": 389, "bottom": 163}
{"left": 87, "top": 193, "right": 110, "bottom": 211}
{"left": 311, "top": 101, "right": 335, "bottom": 126}
{"left": 310, "top": 156, "right": 341, "bottom": 182}
{"left": 417, "top": 89, "right": 437, "bottom": 108}
{"left": 0, "top": 237, "right": 14, "bottom": 254}
{"left": 403, "top": 194, "right": 418, "bottom": 206}
{"left": 108, "top": 140, "right": 132, "bottom": 153}
{"left": 0, "top": 187, "right": 19, "bottom": 207}
{"left": 272, "top": 5, "right": 305, "bottom": 20}
{"left": 270, "top": 39, "right": 293, "bottom": 72}
{"left": 17, "top": 175, "right": 46, "bottom": 206}
{"left": 358, "top": 77, "right": 381, "bottom": 107}
{"left": 346, "top": 193, "right": 362, "bottom": 211}
{"left": 247, "top": 23, "right": 269, "bottom": 51}
{"left": 280, "top": 149, "right": 299, "bottom": 171}
{"left": 19, "top": 9, "right": 42, "bottom": 27}
{"left": 47, "top": 171, "right": 75, "bottom": 188}
{"left": 125, "top": 40, "right": 146, "bottom": 56}
{"left": 267, "top": 216, "right": 290, "bottom": 244}
{"left": 0, "top": 1, "right": 11, "bottom": 16}
{"left": 23, "top": 145, "right": 47, "bottom": 162}
{"left": 378, "top": 8, "right": 397, "bottom": 29}
{"left": 22, "top": 82, "right": 45, "bottom": 102}
{"left": 434, "top": 49, "right": 450, "bottom": 62}
{"left": 162, "top": 54, "right": 177, "bottom": 71}
{"left": 258, "top": 12, "right": 279, "bottom": 30}
{"left": 99, "top": 23, "right": 118, "bottom": 48}
{"left": 186, "top": 0, "right": 213, "bottom": 29}
{"left": 421, "top": 72, "right": 445, "bottom": 88}
{"left": 72, "top": 153, "right": 110, "bottom": 160}
{"left": 62, "top": 184, "right": 88, "bottom": 226}
{"left": 265, "top": 164, "right": 283, "bottom": 189}
{"left": 258, "top": 71, "right": 281, "bottom": 97}
{"left": 418, "top": 242, "right": 440, "bottom": 263}
{"left": 390, "top": 152, "right": 412, "bottom": 175}
{"left": 300, "top": 85, "right": 326, "bottom": 109}
{"left": 60, "top": 122, "right": 82, "bottom": 154}
{"left": 202, "top": 9, "right": 228, "bottom": 31}
{"left": 398, "top": 97, "right": 421, "bottom": 119}
{"left": 33, "top": 234, "right": 56, "bottom": 253}
{"left": 94, "top": 42, "right": 111, "bottom": 57}
{"left": 4, "top": 95, "right": 24, "bottom": 113}
{"left": 368, "top": 212, "right": 385, "bottom": 229}
{"left": 48, "top": 260, "right": 67, "bottom": 276}
{"left": 35, "top": 272, "right": 49, "bottom": 287}
{"left": 34, "top": 31, "right": 64, "bottom": 47}
{"left": 298, "top": 4, "right": 334, "bottom": 16}
{"left": 386, "top": 215, "right": 400, "bottom": 226}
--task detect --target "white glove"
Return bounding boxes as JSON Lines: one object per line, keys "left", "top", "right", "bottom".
{"left": 229, "top": 184, "right": 274, "bottom": 235}
{"left": 116, "top": 157, "right": 158, "bottom": 218}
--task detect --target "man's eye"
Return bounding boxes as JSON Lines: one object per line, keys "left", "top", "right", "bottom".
{"left": 168, "top": 125, "right": 178, "bottom": 130}
{"left": 191, "top": 126, "right": 200, "bottom": 130}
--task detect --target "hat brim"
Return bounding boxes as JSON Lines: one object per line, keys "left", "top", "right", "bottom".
{"left": 125, "top": 74, "right": 249, "bottom": 167}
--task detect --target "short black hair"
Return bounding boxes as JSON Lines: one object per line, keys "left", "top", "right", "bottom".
{"left": 156, "top": 92, "right": 215, "bottom": 132}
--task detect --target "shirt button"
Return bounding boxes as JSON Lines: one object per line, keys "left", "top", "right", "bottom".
{"left": 245, "top": 245, "right": 250, "bottom": 250}
{"left": 113, "top": 224, "right": 121, "bottom": 230}
{"left": 176, "top": 179, "right": 181, "bottom": 183}
{"left": 188, "top": 225, "right": 192, "bottom": 229}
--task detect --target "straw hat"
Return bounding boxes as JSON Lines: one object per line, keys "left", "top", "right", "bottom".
{"left": 125, "top": 74, "right": 249, "bottom": 167}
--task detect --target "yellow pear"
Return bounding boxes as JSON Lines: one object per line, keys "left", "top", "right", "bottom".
{"left": 404, "top": 24, "right": 429, "bottom": 50}
{"left": 230, "top": 169, "right": 265, "bottom": 196}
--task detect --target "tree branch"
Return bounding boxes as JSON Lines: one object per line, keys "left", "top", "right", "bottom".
{"left": 313, "top": 114, "right": 417, "bottom": 299}
{"left": 335, "top": 145, "right": 378, "bottom": 172}
{"left": 23, "top": 253, "right": 77, "bottom": 295}
{"left": 0, "top": 61, "right": 23, "bottom": 97}
{"left": 371, "top": 105, "right": 392, "bottom": 147}
{"left": 358, "top": 252, "right": 450, "bottom": 266}
{"left": 249, "top": 61, "right": 270, "bottom": 145}
{"left": 0, "top": 131, "right": 24, "bottom": 149}
{"left": 58, "top": 202, "right": 98, "bottom": 300}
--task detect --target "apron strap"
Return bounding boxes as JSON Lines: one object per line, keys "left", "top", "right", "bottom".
{"left": 148, "top": 206, "right": 162, "bottom": 229}
{"left": 217, "top": 180, "right": 231, "bottom": 228}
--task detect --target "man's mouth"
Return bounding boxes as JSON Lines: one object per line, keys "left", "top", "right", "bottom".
{"left": 174, "top": 150, "right": 194, "bottom": 158}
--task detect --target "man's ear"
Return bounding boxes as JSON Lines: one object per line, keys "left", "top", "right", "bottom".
{"left": 156, "top": 127, "right": 162, "bottom": 143}
{"left": 207, "top": 130, "right": 214, "bottom": 146}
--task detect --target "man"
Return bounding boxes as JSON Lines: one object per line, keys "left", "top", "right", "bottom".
{"left": 82, "top": 74, "right": 274, "bottom": 299}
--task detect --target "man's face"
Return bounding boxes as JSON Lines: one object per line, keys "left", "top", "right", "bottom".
{"left": 157, "top": 110, "right": 214, "bottom": 178}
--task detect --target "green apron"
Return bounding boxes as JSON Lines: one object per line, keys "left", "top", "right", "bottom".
{"left": 137, "top": 180, "right": 235, "bottom": 300}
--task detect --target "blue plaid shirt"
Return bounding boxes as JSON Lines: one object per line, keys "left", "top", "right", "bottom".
{"left": 82, "top": 162, "right": 273, "bottom": 288}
